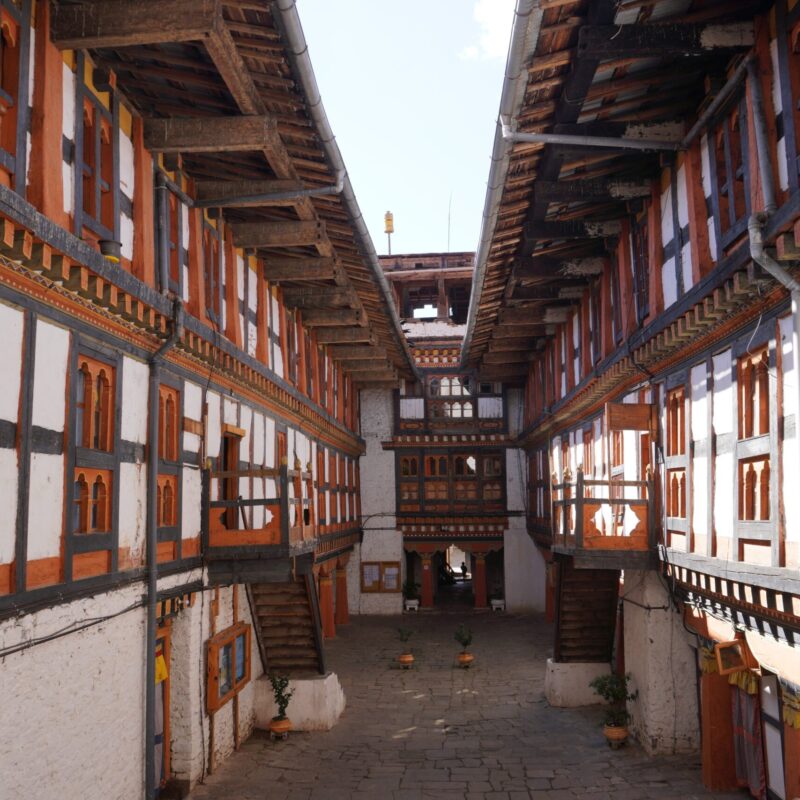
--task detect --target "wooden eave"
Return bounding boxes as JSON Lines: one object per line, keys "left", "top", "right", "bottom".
{"left": 465, "top": 0, "right": 761, "bottom": 371}
{"left": 77, "top": 1, "right": 414, "bottom": 381}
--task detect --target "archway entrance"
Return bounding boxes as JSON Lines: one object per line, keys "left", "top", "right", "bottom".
{"left": 403, "top": 540, "right": 504, "bottom": 610}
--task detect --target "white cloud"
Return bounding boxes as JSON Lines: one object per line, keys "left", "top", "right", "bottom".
{"left": 459, "top": 0, "right": 515, "bottom": 61}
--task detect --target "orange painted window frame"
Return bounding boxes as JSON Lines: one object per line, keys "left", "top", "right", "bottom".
{"left": 73, "top": 467, "right": 113, "bottom": 533}
{"left": 206, "top": 621, "right": 251, "bottom": 713}
{"left": 158, "top": 385, "right": 180, "bottom": 462}
{"left": 76, "top": 354, "right": 115, "bottom": 451}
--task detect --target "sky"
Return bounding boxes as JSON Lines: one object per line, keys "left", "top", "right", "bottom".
{"left": 296, "top": 0, "right": 516, "bottom": 256}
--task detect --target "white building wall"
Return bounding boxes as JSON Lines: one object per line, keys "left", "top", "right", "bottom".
{"left": 355, "top": 388, "right": 401, "bottom": 614}
{"left": 0, "top": 584, "right": 147, "bottom": 800}
{"left": 623, "top": 571, "right": 699, "bottom": 755}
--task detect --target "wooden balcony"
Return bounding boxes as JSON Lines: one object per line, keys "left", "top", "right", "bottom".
{"left": 551, "top": 468, "right": 657, "bottom": 569}
{"left": 203, "top": 460, "right": 318, "bottom": 584}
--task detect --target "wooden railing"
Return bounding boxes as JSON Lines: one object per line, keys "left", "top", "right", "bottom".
{"left": 551, "top": 467, "right": 655, "bottom": 553}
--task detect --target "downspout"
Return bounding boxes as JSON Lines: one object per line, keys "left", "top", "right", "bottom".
{"left": 145, "top": 299, "right": 184, "bottom": 800}
{"left": 271, "top": 0, "right": 419, "bottom": 382}
{"left": 461, "top": 0, "right": 543, "bottom": 368}
{"left": 155, "top": 172, "right": 170, "bottom": 296}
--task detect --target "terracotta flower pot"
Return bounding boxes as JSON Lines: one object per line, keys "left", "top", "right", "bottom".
{"left": 457, "top": 652, "right": 474, "bottom": 668}
{"left": 269, "top": 716, "right": 292, "bottom": 740}
{"left": 603, "top": 724, "right": 628, "bottom": 749}
{"left": 398, "top": 653, "right": 415, "bottom": 669}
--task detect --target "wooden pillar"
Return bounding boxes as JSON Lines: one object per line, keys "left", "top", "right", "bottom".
{"left": 784, "top": 722, "right": 800, "bottom": 800}
{"left": 545, "top": 557, "right": 556, "bottom": 623}
{"left": 334, "top": 555, "right": 350, "bottom": 626}
{"left": 318, "top": 571, "right": 336, "bottom": 639}
{"left": 436, "top": 278, "right": 448, "bottom": 320}
{"left": 473, "top": 553, "right": 487, "bottom": 608}
{"left": 699, "top": 672, "right": 737, "bottom": 790}
{"left": 28, "top": 1, "right": 66, "bottom": 226}
{"left": 420, "top": 555, "right": 434, "bottom": 608}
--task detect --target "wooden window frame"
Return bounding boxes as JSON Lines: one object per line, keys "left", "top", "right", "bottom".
{"left": 76, "top": 354, "right": 115, "bottom": 452}
{"left": 0, "top": 0, "right": 30, "bottom": 195}
{"left": 206, "top": 621, "right": 251, "bottom": 713}
{"left": 158, "top": 385, "right": 180, "bottom": 463}
{"left": 631, "top": 209, "right": 650, "bottom": 325}
{"left": 74, "top": 52, "right": 120, "bottom": 243}
{"left": 203, "top": 219, "right": 223, "bottom": 324}
{"left": 360, "top": 561, "right": 401, "bottom": 593}
{"left": 72, "top": 467, "right": 112, "bottom": 534}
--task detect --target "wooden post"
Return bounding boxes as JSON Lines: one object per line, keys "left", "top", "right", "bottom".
{"left": 575, "top": 467, "right": 585, "bottom": 548}
{"left": 318, "top": 570, "right": 336, "bottom": 640}
{"left": 334, "top": 555, "right": 350, "bottom": 626}
{"left": 699, "top": 671, "right": 738, "bottom": 790}
{"left": 473, "top": 553, "right": 488, "bottom": 608}
{"left": 420, "top": 555, "right": 434, "bottom": 608}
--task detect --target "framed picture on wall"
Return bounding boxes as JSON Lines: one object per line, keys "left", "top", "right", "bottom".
{"left": 361, "top": 561, "right": 402, "bottom": 593}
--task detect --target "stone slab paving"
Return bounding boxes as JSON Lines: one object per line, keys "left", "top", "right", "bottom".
{"left": 188, "top": 612, "right": 745, "bottom": 800}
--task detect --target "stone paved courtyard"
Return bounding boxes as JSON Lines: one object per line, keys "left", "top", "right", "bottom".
{"left": 187, "top": 612, "right": 745, "bottom": 800}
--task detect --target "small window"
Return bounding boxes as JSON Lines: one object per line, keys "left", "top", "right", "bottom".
{"left": 72, "top": 468, "right": 112, "bottom": 533}
{"left": 483, "top": 456, "right": 502, "bottom": 477}
{"left": 158, "top": 386, "right": 181, "bottom": 462}
{"left": 206, "top": 622, "right": 251, "bottom": 712}
{"left": 75, "top": 356, "right": 115, "bottom": 452}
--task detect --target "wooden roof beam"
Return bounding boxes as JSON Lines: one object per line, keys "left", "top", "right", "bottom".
{"left": 483, "top": 351, "right": 532, "bottom": 364}
{"left": 315, "top": 328, "right": 377, "bottom": 345}
{"left": 144, "top": 116, "right": 279, "bottom": 154}
{"left": 233, "top": 221, "right": 326, "bottom": 249}
{"left": 195, "top": 179, "right": 306, "bottom": 207}
{"left": 524, "top": 220, "right": 621, "bottom": 242}
{"left": 282, "top": 288, "right": 355, "bottom": 309}
{"left": 341, "top": 359, "right": 394, "bottom": 372}
{"left": 513, "top": 255, "right": 606, "bottom": 280}
{"left": 262, "top": 257, "right": 337, "bottom": 283}
{"left": 300, "top": 308, "right": 367, "bottom": 328}
{"left": 51, "top": 0, "right": 218, "bottom": 49}
{"left": 534, "top": 178, "right": 652, "bottom": 204}
{"left": 326, "top": 345, "right": 388, "bottom": 361}
{"left": 577, "top": 22, "right": 754, "bottom": 59}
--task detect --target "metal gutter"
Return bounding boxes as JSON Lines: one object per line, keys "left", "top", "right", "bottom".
{"left": 272, "top": 0, "right": 419, "bottom": 382}
{"left": 461, "top": 0, "right": 544, "bottom": 368}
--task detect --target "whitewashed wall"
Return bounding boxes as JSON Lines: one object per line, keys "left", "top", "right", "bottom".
{"left": 355, "top": 388, "right": 401, "bottom": 614}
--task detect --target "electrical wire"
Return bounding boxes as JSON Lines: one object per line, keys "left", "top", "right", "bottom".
{"left": 0, "top": 598, "right": 145, "bottom": 659}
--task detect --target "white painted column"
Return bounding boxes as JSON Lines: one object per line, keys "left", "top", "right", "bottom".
{"left": 623, "top": 570, "right": 699, "bottom": 754}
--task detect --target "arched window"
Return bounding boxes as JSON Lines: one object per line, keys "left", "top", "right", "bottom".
{"left": 454, "top": 456, "right": 465, "bottom": 476}
{"left": 91, "top": 475, "right": 107, "bottom": 531}
{"left": 165, "top": 395, "right": 176, "bottom": 461}
{"left": 93, "top": 370, "right": 111, "bottom": 450}
{"left": 163, "top": 482, "right": 174, "bottom": 527}
{"left": 75, "top": 363, "right": 91, "bottom": 447}
{"left": 429, "top": 378, "right": 440, "bottom": 397}
{"left": 73, "top": 473, "right": 88, "bottom": 533}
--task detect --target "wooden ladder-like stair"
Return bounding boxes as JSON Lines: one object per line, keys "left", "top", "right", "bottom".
{"left": 554, "top": 558, "right": 620, "bottom": 663}
{"left": 249, "top": 577, "right": 325, "bottom": 676}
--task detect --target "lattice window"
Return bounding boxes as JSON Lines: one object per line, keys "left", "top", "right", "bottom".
{"left": 158, "top": 386, "right": 180, "bottom": 462}
{"left": 75, "top": 355, "right": 114, "bottom": 452}
{"left": 738, "top": 349, "right": 770, "bottom": 439}
{"left": 206, "top": 622, "right": 251, "bottom": 713}
{"left": 72, "top": 469, "right": 111, "bottom": 534}
{"left": 203, "top": 221, "right": 222, "bottom": 322}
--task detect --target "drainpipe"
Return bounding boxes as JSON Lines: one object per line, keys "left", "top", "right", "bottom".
{"left": 155, "top": 172, "right": 170, "bottom": 296}
{"left": 145, "top": 299, "right": 184, "bottom": 800}
{"left": 500, "top": 121, "right": 679, "bottom": 152}
{"left": 196, "top": 171, "right": 345, "bottom": 208}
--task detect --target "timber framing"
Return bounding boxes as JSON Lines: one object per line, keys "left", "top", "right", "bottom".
{"left": 143, "top": 115, "right": 280, "bottom": 154}
{"left": 49, "top": 0, "right": 416, "bottom": 382}
{"left": 462, "top": 0, "right": 770, "bottom": 374}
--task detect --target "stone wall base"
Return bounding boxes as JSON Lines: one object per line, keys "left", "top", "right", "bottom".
{"left": 255, "top": 672, "right": 346, "bottom": 731}
{"left": 544, "top": 658, "right": 610, "bottom": 707}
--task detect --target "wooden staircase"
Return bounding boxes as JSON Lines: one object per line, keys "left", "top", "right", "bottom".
{"left": 553, "top": 557, "right": 620, "bottom": 663}
{"left": 248, "top": 575, "right": 326, "bottom": 676}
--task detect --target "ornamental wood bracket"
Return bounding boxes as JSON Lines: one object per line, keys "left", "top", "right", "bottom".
{"left": 143, "top": 116, "right": 280, "bottom": 154}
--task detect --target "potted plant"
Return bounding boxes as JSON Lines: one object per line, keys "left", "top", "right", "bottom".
{"left": 454, "top": 624, "right": 474, "bottom": 668}
{"left": 589, "top": 672, "right": 637, "bottom": 748}
{"left": 268, "top": 673, "right": 294, "bottom": 739}
{"left": 403, "top": 579, "right": 420, "bottom": 611}
{"left": 397, "top": 627, "right": 414, "bottom": 668}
